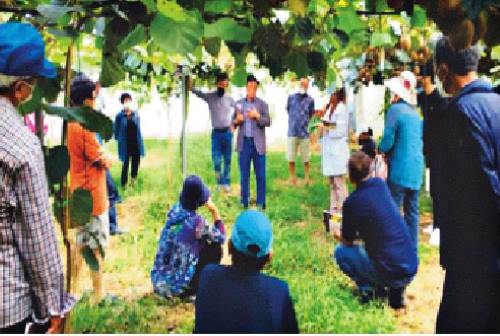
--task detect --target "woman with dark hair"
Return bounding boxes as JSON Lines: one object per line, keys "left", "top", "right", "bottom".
{"left": 320, "top": 88, "right": 350, "bottom": 216}
{"left": 151, "top": 175, "right": 225, "bottom": 299}
{"left": 114, "top": 92, "right": 145, "bottom": 188}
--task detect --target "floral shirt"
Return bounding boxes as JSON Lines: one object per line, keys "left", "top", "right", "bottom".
{"left": 151, "top": 203, "right": 225, "bottom": 298}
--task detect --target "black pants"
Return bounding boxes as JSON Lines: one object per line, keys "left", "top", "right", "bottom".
{"left": 121, "top": 153, "right": 140, "bottom": 187}
{"left": 183, "top": 243, "right": 223, "bottom": 297}
{"left": 0, "top": 317, "right": 49, "bottom": 334}
{"left": 436, "top": 271, "right": 500, "bottom": 333}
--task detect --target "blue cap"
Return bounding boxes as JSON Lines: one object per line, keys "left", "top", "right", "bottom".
{"left": 0, "top": 22, "right": 56, "bottom": 78}
{"left": 231, "top": 210, "right": 273, "bottom": 258}
{"left": 179, "top": 175, "right": 210, "bottom": 211}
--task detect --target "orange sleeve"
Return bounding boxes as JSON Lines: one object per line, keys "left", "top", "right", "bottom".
{"left": 81, "top": 128, "right": 103, "bottom": 164}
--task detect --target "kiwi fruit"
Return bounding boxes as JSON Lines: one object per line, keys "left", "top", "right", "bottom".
{"left": 387, "top": 0, "right": 404, "bottom": 10}
{"left": 449, "top": 19, "right": 475, "bottom": 50}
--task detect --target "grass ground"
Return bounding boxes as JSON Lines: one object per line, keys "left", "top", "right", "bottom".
{"left": 68, "top": 137, "right": 442, "bottom": 333}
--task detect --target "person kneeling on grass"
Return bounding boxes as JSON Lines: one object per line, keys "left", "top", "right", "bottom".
{"left": 151, "top": 175, "right": 225, "bottom": 299}
{"left": 194, "top": 210, "right": 299, "bottom": 333}
{"left": 333, "top": 151, "right": 418, "bottom": 310}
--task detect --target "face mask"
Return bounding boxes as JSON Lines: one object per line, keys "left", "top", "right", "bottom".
{"left": 217, "top": 87, "right": 225, "bottom": 97}
{"left": 123, "top": 102, "right": 131, "bottom": 110}
{"left": 299, "top": 88, "right": 307, "bottom": 95}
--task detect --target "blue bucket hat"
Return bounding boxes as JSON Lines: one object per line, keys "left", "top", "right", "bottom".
{"left": 0, "top": 22, "right": 56, "bottom": 81}
{"left": 231, "top": 210, "right": 273, "bottom": 259}
{"left": 179, "top": 175, "right": 210, "bottom": 211}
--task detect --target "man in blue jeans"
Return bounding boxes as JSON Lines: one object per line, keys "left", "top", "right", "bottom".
{"left": 191, "top": 73, "right": 235, "bottom": 192}
{"left": 333, "top": 151, "right": 418, "bottom": 309}
{"left": 379, "top": 71, "right": 424, "bottom": 249}
{"left": 233, "top": 75, "right": 271, "bottom": 209}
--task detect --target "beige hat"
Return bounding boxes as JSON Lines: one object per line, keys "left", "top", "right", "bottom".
{"left": 385, "top": 71, "right": 417, "bottom": 106}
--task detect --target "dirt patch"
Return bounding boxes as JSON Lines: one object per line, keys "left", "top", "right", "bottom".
{"left": 395, "top": 249, "right": 444, "bottom": 333}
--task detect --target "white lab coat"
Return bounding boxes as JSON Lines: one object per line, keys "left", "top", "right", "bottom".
{"left": 321, "top": 102, "right": 350, "bottom": 176}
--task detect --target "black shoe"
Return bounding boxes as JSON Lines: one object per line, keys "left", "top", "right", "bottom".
{"left": 358, "top": 289, "right": 375, "bottom": 304}
{"left": 110, "top": 228, "right": 127, "bottom": 236}
{"left": 374, "top": 285, "right": 388, "bottom": 299}
{"left": 323, "top": 210, "right": 332, "bottom": 232}
{"left": 388, "top": 287, "right": 406, "bottom": 309}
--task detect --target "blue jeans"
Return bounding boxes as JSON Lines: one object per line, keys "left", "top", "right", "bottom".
{"left": 334, "top": 244, "right": 413, "bottom": 291}
{"left": 389, "top": 182, "right": 420, "bottom": 249}
{"left": 106, "top": 170, "right": 121, "bottom": 233}
{"left": 212, "top": 130, "right": 233, "bottom": 186}
{"left": 239, "top": 137, "right": 266, "bottom": 208}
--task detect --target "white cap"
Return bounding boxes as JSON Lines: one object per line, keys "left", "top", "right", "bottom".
{"left": 385, "top": 70, "right": 417, "bottom": 106}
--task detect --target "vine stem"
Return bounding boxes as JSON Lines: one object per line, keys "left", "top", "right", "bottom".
{"left": 60, "top": 40, "right": 74, "bottom": 334}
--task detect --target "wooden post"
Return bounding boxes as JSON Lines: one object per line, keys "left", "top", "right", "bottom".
{"left": 61, "top": 42, "right": 74, "bottom": 334}
{"left": 180, "top": 72, "right": 189, "bottom": 178}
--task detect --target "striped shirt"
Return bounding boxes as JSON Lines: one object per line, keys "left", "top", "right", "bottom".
{"left": 0, "top": 96, "right": 75, "bottom": 328}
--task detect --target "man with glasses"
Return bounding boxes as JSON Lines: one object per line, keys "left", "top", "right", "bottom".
{"left": 0, "top": 22, "right": 75, "bottom": 334}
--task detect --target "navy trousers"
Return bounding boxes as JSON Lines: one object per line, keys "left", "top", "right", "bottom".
{"left": 239, "top": 137, "right": 266, "bottom": 208}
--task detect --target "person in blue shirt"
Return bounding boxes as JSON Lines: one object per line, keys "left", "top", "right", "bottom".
{"left": 333, "top": 151, "right": 418, "bottom": 310}
{"left": 114, "top": 93, "right": 145, "bottom": 188}
{"left": 286, "top": 77, "right": 315, "bottom": 185}
{"left": 379, "top": 71, "right": 424, "bottom": 249}
{"left": 194, "top": 210, "right": 299, "bottom": 333}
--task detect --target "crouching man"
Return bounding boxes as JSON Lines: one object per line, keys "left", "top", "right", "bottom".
{"left": 333, "top": 151, "right": 418, "bottom": 310}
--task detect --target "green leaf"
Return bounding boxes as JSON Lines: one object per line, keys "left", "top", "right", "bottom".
{"left": 100, "top": 55, "right": 126, "bottom": 87}
{"left": 204, "top": 37, "right": 221, "bottom": 57}
{"left": 52, "top": 201, "right": 64, "bottom": 225}
{"left": 294, "top": 17, "right": 314, "bottom": 41}
{"left": 307, "top": 0, "right": 330, "bottom": 18}
{"left": 491, "top": 46, "right": 500, "bottom": 61}
{"left": 157, "top": 0, "right": 189, "bottom": 22}
{"left": 285, "top": 51, "right": 310, "bottom": 77}
{"left": 151, "top": 12, "right": 203, "bottom": 55}
{"left": 337, "top": 6, "right": 366, "bottom": 34}
{"left": 204, "top": 18, "right": 253, "bottom": 43}
{"left": 43, "top": 105, "right": 113, "bottom": 141}
{"left": 37, "top": 4, "right": 76, "bottom": 22}
{"left": 307, "top": 51, "right": 326, "bottom": 73}
{"left": 370, "top": 32, "right": 393, "bottom": 47}
{"left": 18, "top": 86, "right": 43, "bottom": 116}
{"left": 141, "top": 0, "right": 157, "bottom": 11}
{"left": 411, "top": 5, "right": 427, "bottom": 28}
{"left": 45, "top": 145, "right": 69, "bottom": 186}
{"left": 38, "top": 75, "right": 62, "bottom": 103}
{"left": 375, "top": 0, "right": 389, "bottom": 12}
{"left": 117, "top": 24, "right": 146, "bottom": 53}
{"left": 204, "top": 0, "right": 233, "bottom": 13}
{"left": 70, "top": 188, "right": 93, "bottom": 228}
{"left": 231, "top": 67, "right": 248, "bottom": 87}
{"left": 81, "top": 246, "right": 99, "bottom": 271}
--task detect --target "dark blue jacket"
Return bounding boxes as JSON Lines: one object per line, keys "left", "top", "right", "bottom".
{"left": 194, "top": 264, "right": 299, "bottom": 334}
{"left": 342, "top": 178, "right": 419, "bottom": 281}
{"left": 114, "top": 110, "right": 145, "bottom": 162}
{"left": 425, "top": 80, "right": 500, "bottom": 272}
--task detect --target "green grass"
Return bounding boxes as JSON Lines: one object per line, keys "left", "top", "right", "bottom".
{"left": 69, "top": 136, "right": 435, "bottom": 333}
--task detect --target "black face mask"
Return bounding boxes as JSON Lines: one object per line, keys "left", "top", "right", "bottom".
{"left": 217, "top": 87, "right": 225, "bottom": 97}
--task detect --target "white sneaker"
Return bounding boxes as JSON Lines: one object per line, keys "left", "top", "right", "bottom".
{"left": 223, "top": 185, "right": 231, "bottom": 193}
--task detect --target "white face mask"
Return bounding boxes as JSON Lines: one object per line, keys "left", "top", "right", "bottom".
{"left": 299, "top": 88, "right": 307, "bottom": 95}
{"left": 123, "top": 102, "right": 132, "bottom": 110}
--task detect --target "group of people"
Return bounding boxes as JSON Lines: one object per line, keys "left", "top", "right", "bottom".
{"left": 1, "top": 20, "right": 499, "bottom": 334}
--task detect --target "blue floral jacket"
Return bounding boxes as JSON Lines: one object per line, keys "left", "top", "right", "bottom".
{"left": 151, "top": 203, "right": 225, "bottom": 298}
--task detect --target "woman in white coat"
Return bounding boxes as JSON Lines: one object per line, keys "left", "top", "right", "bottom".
{"left": 321, "top": 88, "right": 350, "bottom": 215}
